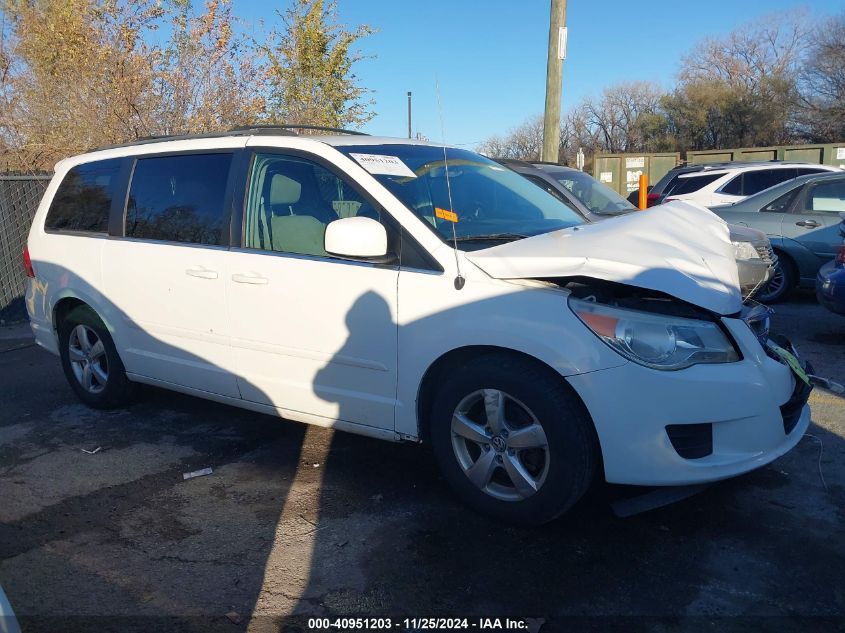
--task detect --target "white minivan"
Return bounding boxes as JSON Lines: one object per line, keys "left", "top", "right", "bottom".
{"left": 24, "top": 128, "right": 812, "bottom": 524}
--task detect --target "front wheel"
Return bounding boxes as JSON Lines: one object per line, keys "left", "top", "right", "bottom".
{"left": 755, "top": 255, "right": 795, "bottom": 303}
{"left": 429, "top": 354, "right": 598, "bottom": 525}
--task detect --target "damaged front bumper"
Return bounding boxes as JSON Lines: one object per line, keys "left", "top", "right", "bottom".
{"left": 738, "top": 257, "right": 774, "bottom": 299}
{"left": 566, "top": 305, "right": 811, "bottom": 486}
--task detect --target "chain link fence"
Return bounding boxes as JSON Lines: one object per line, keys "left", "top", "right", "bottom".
{"left": 0, "top": 174, "right": 52, "bottom": 322}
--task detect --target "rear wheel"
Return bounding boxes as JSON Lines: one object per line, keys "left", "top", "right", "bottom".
{"left": 429, "top": 353, "right": 598, "bottom": 525}
{"left": 756, "top": 254, "right": 795, "bottom": 304}
{"left": 58, "top": 305, "right": 132, "bottom": 409}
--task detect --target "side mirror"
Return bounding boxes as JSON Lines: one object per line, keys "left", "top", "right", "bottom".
{"left": 325, "top": 216, "right": 388, "bottom": 259}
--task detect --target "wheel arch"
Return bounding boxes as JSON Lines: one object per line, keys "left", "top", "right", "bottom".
{"left": 415, "top": 345, "right": 597, "bottom": 445}
{"left": 51, "top": 294, "right": 128, "bottom": 366}
{"left": 771, "top": 247, "right": 800, "bottom": 285}
{"left": 51, "top": 290, "right": 119, "bottom": 334}
{"left": 52, "top": 296, "right": 88, "bottom": 333}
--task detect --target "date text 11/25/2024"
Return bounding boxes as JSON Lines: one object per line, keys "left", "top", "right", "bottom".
{"left": 307, "top": 617, "right": 544, "bottom": 631}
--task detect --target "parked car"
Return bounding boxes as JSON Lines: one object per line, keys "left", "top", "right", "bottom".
{"left": 498, "top": 159, "right": 634, "bottom": 222}
{"left": 816, "top": 251, "right": 845, "bottom": 315}
{"left": 816, "top": 217, "right": 845, "bottom": 315}
{"left": 500, "top": 160, "right": 775, "bottom": 300}
{"left": 25, "top": 128, "right": 811, "bottom": 525}
{"left": 649, "top": 161, "right": 839, "bottom": 208}
{"left": 710, "top": 171, "right": 845, "bottom": 303}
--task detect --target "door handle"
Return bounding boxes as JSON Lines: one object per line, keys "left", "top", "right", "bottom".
{"left": 231, "top": 273, "right": 269, "bottom": 285}
{"left": 795, "top": 220, "right": 821, "bottom": 228}
{"left": 185, "top": 267, "right": 218, "bottom": 279}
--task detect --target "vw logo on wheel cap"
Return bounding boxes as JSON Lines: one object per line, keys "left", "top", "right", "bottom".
{"left": 491, "top": 435, "right": 507, "bottom": 453}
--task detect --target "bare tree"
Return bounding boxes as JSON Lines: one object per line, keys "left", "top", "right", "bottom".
{"left": 580, "top": 81, "right": 669, "bottom": 153}
{"left": 476, "top": 115, "right": 544, "bottom": 161}
{"left": 666, "top": 11, "right": 807, "bottom": 149}
{"left": 797, "top": 12, "right": 845, "bottom": 142}
{"left": 680, "top": 11, "right": 809, "bottom": 90}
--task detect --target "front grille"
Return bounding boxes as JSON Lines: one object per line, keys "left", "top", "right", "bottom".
{"left": 755, "top": 242, "right": 776, "bottom": 266}
{"left": 666, "top": 423, "right": 713, "bottom": 459}
{"left": 742, "top": 300, "right": 772, "bottom": 347}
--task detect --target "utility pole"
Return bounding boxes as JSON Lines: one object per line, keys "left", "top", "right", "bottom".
{"left": 541, "top": 0, "right": 567, "bottom": 163}
{"left": 407, "top": 92, "right": 412, "bottom": 139}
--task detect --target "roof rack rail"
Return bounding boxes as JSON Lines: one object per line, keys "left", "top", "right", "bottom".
{"left": 92, "top": 123, "right": 367, "bottom": 152}
{"left": 229, "top": 124, "right": 369, "bottom": 136}
{"left": 494, "top": 158, "right": 533, "bottom": 167}
{"left": 94, "top": 130, "right": 254, "bottom": 151}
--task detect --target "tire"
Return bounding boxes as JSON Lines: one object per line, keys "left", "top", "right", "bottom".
{"left": 58, "top": 305, "right": 133, "bottom": 409}
{"left": 429, "top": 353, "right": 598, "bottom": 526}
{"left": 755, "top": 254, "right": 795, "bottom": 304}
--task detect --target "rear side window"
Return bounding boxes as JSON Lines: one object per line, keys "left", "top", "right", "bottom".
{"left": 741, "top": 169, "right": 797, "bottom": 196}
{"left": 763, "top": 188, "right": 800, "bottom": 213}
{"left": 796, "top": 167, "right": 827, "bottom": 177}
{"left": 125, "top": 153, "right": 232, "bottom": 245}
{"left": 650, "top": 171, "right": 678, "bottom": 195}
{"left": 665, "top": 172, "right": 724, "bottom": 196}
{"left": 720, "top": 175, "right": 743, "bottom": 196}
{"left": 523, "top": 175, "right": 581, "bottom": 214}
{"left": 45, "top": 159, "right": 121, "bottom": 233}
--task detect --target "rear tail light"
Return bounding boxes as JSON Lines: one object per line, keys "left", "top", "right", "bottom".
{"left": 836, "top": 244, "right": 845, "bottom": 265}
{"left": 646, "top": 193, "right": 661, "bottom": 207}
{"left": 23, "top": 247, "right": 35, "bottom": 278}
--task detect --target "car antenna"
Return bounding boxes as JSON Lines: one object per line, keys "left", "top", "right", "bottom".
{"left": 436, "top": 77, "right": 465, "bottom": 290}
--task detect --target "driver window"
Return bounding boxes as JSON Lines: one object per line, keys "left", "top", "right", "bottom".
{"left": 243, "top": 153, "right": 380, "bottom": 257}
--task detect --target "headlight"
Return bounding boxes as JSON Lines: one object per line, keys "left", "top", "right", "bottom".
{"left": 732, "top": 240, "right": 759, "bottom": 260}
{"left": 569, "top": 297, "right": 740, "bottom": 370}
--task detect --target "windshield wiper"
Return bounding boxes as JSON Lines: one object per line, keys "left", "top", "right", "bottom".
{"left": 454, "top": 233, "right": 529, "bottom": 242}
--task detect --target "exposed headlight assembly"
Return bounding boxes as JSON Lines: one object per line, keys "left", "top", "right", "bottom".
{"left": 732, "top": 240, "right": 760, "bottom": 260}
{"left": 570, "top": 297, "right": 740, "bottom": 370}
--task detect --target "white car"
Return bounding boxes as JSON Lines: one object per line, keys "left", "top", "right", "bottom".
{"left": 652, "top": 162, "right": 840, "bottom": 207}
{"left": 24, "top": 129, "right": 812, "bottom": 525}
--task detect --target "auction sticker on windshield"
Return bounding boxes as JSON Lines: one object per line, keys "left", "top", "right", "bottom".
{"left": 350, "top": 153, "right": 417, "bottom": 178}
{"left": 435, "top": 207, "right": 458, "bottom": 223}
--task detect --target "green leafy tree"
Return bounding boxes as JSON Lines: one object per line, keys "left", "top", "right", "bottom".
{"left": 261, "top": 0, "right": 374, "bottom": 130}
{"left": 153, "top": 0, "right": 266, "bottom": 135}
{"left": 0, "top": 0, "right": 266, "bottom": 170}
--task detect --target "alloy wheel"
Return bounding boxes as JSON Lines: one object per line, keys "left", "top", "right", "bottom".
{"left": 67, "top": 324, "right": 109, "bottom": 394}
{"left": 450, "top": 389, "right": 550, "bottom": 502}
{"left": 757, "top": 261, "right": 785, "bottom": 302}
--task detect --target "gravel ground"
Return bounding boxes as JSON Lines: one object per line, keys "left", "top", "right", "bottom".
{"left": 0, "top": 291, "right": 843, "bottom": 632}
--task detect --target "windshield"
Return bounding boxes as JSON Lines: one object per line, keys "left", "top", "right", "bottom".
{"left": 550, "top": 170, "right": 636, "bottom": 216}
{"left": 338, "top": 145, "right": 584, "bottom": 248}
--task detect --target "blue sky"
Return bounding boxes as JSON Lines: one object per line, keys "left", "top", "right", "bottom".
{"left": 233, "top": 1, "right": 843, "bottom": 147}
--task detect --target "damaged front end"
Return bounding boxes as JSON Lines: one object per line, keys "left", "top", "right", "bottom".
{"left": 464, "top": 201, "right": 744, "bottom": 316}
{"left": 557, "top": 276, "right": 814, "bottom": 486}
{"left": 554, "top": 278, "right": 742, "bottom": 371}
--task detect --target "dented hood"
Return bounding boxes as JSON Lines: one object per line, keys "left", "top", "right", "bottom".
{"left": 465, "top": 201, "right": 743, "bottom": 315}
